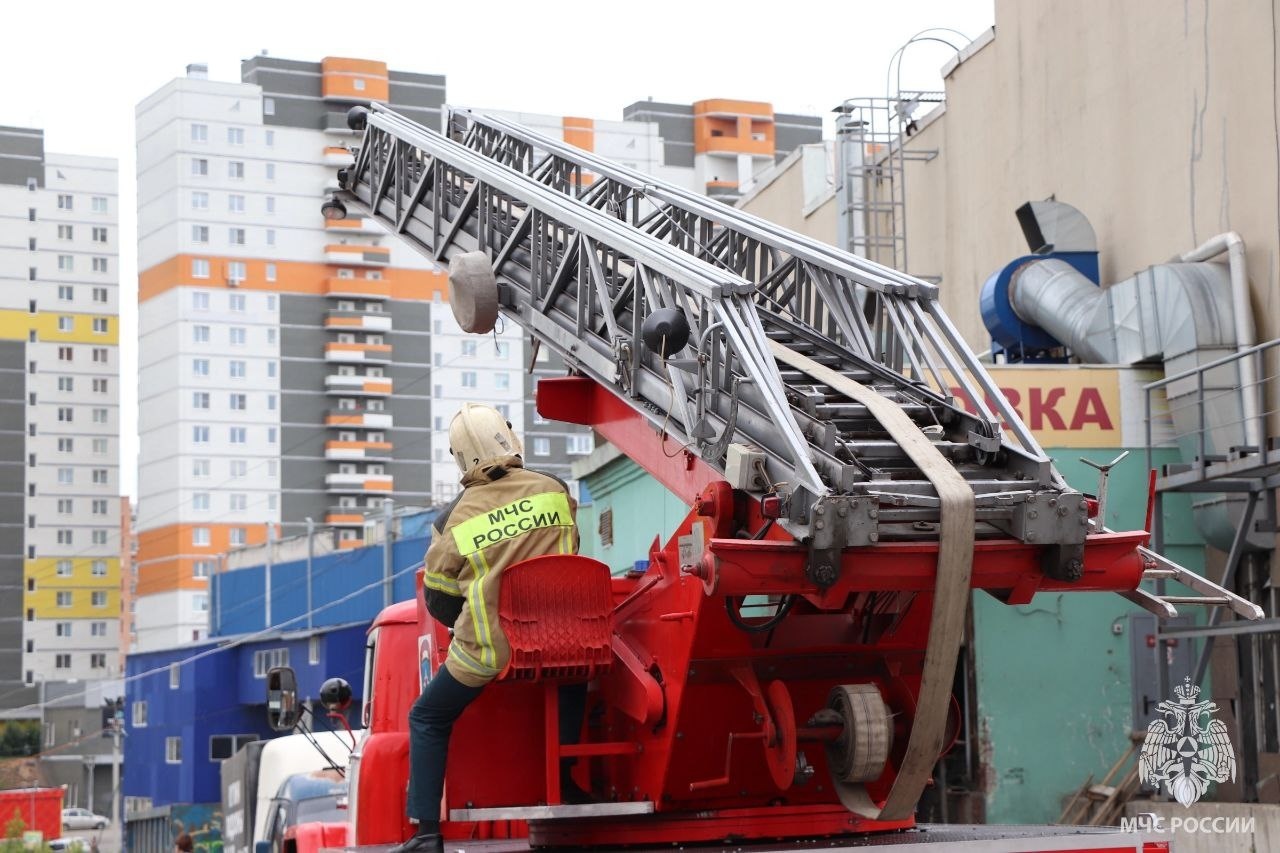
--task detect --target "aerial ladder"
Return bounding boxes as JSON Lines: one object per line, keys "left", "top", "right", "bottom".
{"left": 323, "top": 103, "right": 1262, "bottom": 848}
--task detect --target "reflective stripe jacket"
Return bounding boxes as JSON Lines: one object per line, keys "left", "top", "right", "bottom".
{"left": 423, "top": 456, "right": 579, "bottom": 687}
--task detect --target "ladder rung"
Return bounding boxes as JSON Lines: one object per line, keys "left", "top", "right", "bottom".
{"left": 1159, "top": 595, "right": 1230, "bottom": 606}
{"left": 1142, "top": 568, "right": 1176, "bottom": 579}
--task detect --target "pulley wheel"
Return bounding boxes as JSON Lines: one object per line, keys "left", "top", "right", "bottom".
{"left": 763, "top": 680, "right": 797, "bottom": 790}
{"left": 824, "top": 683, "right": 894, "bottom": 817}
{"left": 448, "top": 251, "right": 500, "bottom": 333}
{"left": 826, "top": 683, "right": 893, "bottom": 784}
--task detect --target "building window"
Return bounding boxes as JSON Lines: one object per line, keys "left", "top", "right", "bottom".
{"left": 191, "top": 158, "right": 208, "bottom": 176}
{"left": 58, "top": 346, "right": 73, "bottom": 361}
{"left": 265, "top": 129, "right": 275, "bottom": 146}
{"left": 56, "top": 621, "right": 72, "bottom": 636}
{"left": 228, "top": 194, "right": 245, "bottom": 213}
{"left": 192, "top": 258, "right": 210, "bottom": 278}
{"left": 228, "top": 160, "right": 245, "bottom": 179}
{"left": 267, "top": 427, "right": 277, "bottom": 443}
{"left": 57, "top": 254, "right": 73, "bottom": 272}
{"left": 229, "top": 361, "right": 246, "bottom": 379}
{"left": 229, "top": 393, "right": 246, "bottom": 410}
{"left": 92, "top": 499, "right": 108, "bottom": 515}
{"left": 193, "top": 459, "right": 210, "bottom": 477}
{"left": 229, "top": 427, "right": 246, "bottom": 444}
{"left": 265, "top": 196, "right": 275, "bottom": 214}
{"left": 92, "top": 468, "right": 108, "bottom": 485}
{"left": 230, "top": 527, "right": 247, "bottom": 546}
{"left": 265, "top": 162, "right": 276, "bottom": 181}
{"left": 93, "top": 378, "right": 108, "bottom": 393}
{"left": 92, "top": 408, "right": 108, "bottom": 423}
{"left": 92, "top": 530, "right": 107, "bottom": 545}
{"left": 57, "top": 376, "right": 74, "bottom": 392}
{"left": 495, "top": 373, "right": 510, "bottom": 390}
{"left": 191, "top": 123, "right": 208, "bottom": 142}
{"left": 90, "top": 653, "right": 106, "bottom": 670}
{"left": 57, "top": 406, "right": 73, "bottom": 422}
{"left": 229, "top": 227, "right": 245, "bottom": 245}
{"left": 57, "top": 224, "right": 73, "bottom": 240}
{"left": 57, "top": 498, "right": 72, "bottom": 514}
{"left": 92, "top": 591, "right": 107, "bottom": 607}
{"left": 267, "top": 361, "right": 277, "bottom": 378}
{"left": 56, "top": 591, "right": 72, "bottom": 608}
{"left": 230, "top": 459, "right": 247, "bottom": 478}
{"left": 55, "top": 654, "right": 72, "bottom": 670}
{"left": 132, "top": 701, "right": 147, "bottom": 728}
{"left": 91, "top": 560, "right": 107, "bottom": 576}
{"left": 192, "top": 224, "right": 209, "bottom": 243}
{"left": 228, "top": 261, "right": 246, "bottom": 283}
{"left": 57, "top": 316, "right": 73, "bottom": 332}
{"left": 193, "top": 325, "right": 210, "bottom": 344}
{"left": 92, "top": 318, "right": 108, "bottom": 334}
{"left": 229, "top": 494, "right": 247, "bottom": 511}
{"left": 93, "top": 438, "right": 107, "bottom": 455}
{"left": 265, "top": 263, "right": 276, "bottom": 282}
{"left": 461, "top": 340, "right": 477, "bottom": 357}
{"left": 192, "top": 493, "right": 210, "bottom": 511}
{"left": 266, "top": 229, "right": 276, "bottom": 247}
{"left": 193, "top": 358, "right": 209, "bottom": 376}
{"left": 193, "top": 527, "right": 211, "bottom": 547}
{"left": 58, "top": 467, "right": 73, "bottom": 484}
{"left": 166, "top": 737, "right": 182, "bottom": 764}
{"left": 92, "top": 285, "right": 108, "bottom": 300}
{"left": 230, "top": 293, "right": 246, "bottom": 312}
{"left": 193, "top": 291, "right": 210, "bottom": 311}
{"left": 92, "top": 196, "right": 107, "bottom": 213}
{"left": 194, "top": 560, "right": 212, "bottom": 578}
{"left": 56, "top": 560, "right": 72, "bottom": 577}
{"left": 170, "top": 663, "right": 181, "bottom": 689}
{"left": 192, "top": 191, "right": 209, "bottom": 210}
{"left": 227, "top": 127, "right": 244, "bottom": 145}
{"left": 92, "top": 227, "right": 108, "bottom": 243}
{"left": 193, "top": 425, "right": 209, "bottom": 443}
{"left": 194, "top": 594, "right": 209, "bottom": 612}
{"left": 263, "top": 96, "right": 276, "bottom": 117}
{"left": 91, "top": 622, "right": 107, "bottom": 637}
{"left": 461, "top": 371, "right": 477, "bottom": 388}
{"left": 532, "top": 437, "right": 551, "bottom": 456}
{"left": 253, "top": 648, "right": 290, "bottom": 678}
{"left": 57, "top": 194, "right": 73, "bottom": 210}
{"left": 210, "top": 734, "right": 258, "bottom": 762}
{"left": 229, "top": 327, "right": 246, "bottom": 346}
{"left": 496, "top": 342, "right": 510, "bottom": 359}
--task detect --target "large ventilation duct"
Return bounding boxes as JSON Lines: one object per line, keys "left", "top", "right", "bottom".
{"left": 986, "top": 219, "right": 1262, "bottom": 552}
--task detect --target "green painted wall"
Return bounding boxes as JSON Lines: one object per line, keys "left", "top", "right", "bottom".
{"left": 575, "top": 448, "right": 689, "bottom": 574}
{"left": 973, "top": 447, "right": 1204, "bottom": 823}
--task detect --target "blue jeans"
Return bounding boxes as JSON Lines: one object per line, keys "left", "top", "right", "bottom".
{"left": 405, "top": 667, "right": 587, "bottom": 823}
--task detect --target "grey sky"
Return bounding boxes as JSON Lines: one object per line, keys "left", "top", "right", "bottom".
{"left": 5, "top": 0, "right": 993, "bottom": 497}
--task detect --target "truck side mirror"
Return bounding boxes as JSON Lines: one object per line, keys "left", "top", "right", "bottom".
{"left": 266, "top": 666, "right": 300, "bottom": 731}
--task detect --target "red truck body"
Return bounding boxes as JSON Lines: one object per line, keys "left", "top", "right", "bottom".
{"left": 0, "top": 787, "right": 63, "bottom": 844}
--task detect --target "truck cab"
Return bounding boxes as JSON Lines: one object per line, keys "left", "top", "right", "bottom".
{"left": 257, "top": 769, "right": 347, "bottom": 853}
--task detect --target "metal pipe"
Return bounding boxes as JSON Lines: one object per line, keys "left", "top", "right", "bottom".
{"left": 305, "top": 517, "right": 315, "bottom": 631}
{"left": 382, "top": 499, "right": 394, "bottom": 609}
{"left": 1176, "top": 232, "right": 1259, "bottom": 448}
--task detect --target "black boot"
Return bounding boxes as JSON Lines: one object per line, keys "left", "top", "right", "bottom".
{"left": 388, "top": 833, "right": 443, "bottom": 853}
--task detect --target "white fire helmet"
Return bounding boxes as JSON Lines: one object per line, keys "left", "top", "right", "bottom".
{"left": 448, "top": 402, "right": 523, "bottom": 474}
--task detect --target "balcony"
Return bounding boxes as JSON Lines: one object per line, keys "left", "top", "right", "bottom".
{"left": 323, "top": 146, "right": 354, "bottom": 167}
{"left": 325, "top": 311, "right": 393, "bottom": 333}
{"left": 326, "top": 511, "right": 366, "bottom": 527}
{"left": 324, "top": 342, "right": 393, "bottom": 364}
{"left": 325, "top": 472, "right": 394, "bottom": 494}
{"left": 325, "top": 244, "right": 390, "bottom": 267}
{"left": 325, "top": 277, "right": 392, "bottom": 300}
{"left": 325, "top": 374, "right": 393, "bottom": 396}
{"left": 324, "top": 216, "right": 382, "bottom": 235}
{"left": 326, "top": 411, "right": 394, "bottom": 430}
{"left": 324, "top": 440, "right": 394, "bottom": 461}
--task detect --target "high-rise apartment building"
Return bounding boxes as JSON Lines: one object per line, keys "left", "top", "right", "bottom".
{"left": 134, "top": 58, "right": 824, "bottom": 650}
{"left": 0, "top": 126, "right": 121, "bottom": 704}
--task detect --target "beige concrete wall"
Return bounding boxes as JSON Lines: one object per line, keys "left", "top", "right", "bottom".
{"left": 737, "top": 156, "right": 838, "bottom": 245}
{"left": 902, "top": 0, "right": 1280, "bottom": 350}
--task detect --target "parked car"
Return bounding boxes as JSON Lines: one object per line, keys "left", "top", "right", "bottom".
{"left": 61, "top": 807, "right": 108, "bottom": 830}
{"left": 47, "top": 838, "right": 91, "bottom": 851}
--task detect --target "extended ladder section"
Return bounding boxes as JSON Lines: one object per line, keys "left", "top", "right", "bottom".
{"left": 336, "top": 107, "right": 1085, "bottom": 566}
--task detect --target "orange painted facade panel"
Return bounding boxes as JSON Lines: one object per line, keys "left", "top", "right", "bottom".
{"left": 337, "top": 539, "right": 366, "bottom": 549}
{"left": 562, "top": 116, "right": 595, "bottom": 152}
{"left": 327, "top": 515, "right": 365, "bottom": 525}
{"left": 326, "top": 342, "right": 392, "bottom": 353}
{"left": 326, "top": 414, "right": 364, "bottom": 425}
{"left": 325, "top": 440, "right": 393, "bottom": 452}
{"left": 363, "top": 380, "right": 393, "bottom": 393}
{"left": 135, "top": 523, "right": 271, "bottom": 595}
{"left": 138, "top": 255, "right": 447, "bottom": 302}
{"left": 363, "top": 479, "right": 394, "bottom": 492}
{"left": 325, "top": 244, "right": 391, "bottom": 258}
{"left": 692, "top": 99, "right": 776, "bottom": 156}
{"left": 320, "top": 57, "right": 389, "bottom": 102}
